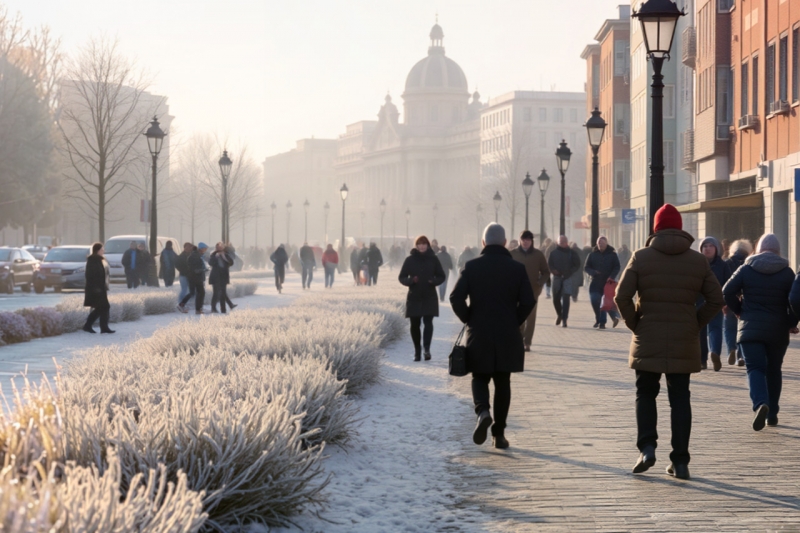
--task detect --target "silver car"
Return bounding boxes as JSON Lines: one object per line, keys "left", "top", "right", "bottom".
{"left": 34, "top": 246, "right": 92, "bottom": 293}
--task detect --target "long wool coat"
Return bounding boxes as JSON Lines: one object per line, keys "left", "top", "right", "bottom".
{"left": 398, "top": 248, "right": 446, "bottom": 317}
{"left": 83, "top": 254, "right": 110, "bottom": 308}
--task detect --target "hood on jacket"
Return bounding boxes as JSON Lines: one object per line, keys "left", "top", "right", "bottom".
{"left": 647, "top": 229, "right": 694, "bottom": 256}
{"left": 745, "top": 252, "right": 789, "bottom": 275}
{"left": 592, "top": 244, "right": 616, "bottom": 253}
{"left": 699, "top": 236, "right": 722, "bottom": 258}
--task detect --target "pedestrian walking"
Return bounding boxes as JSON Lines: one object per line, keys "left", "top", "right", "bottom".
{"left": 725, "top": 234, "right": 798, "bottom": 431}
{"left": 724, "top": 239, "right": 753, "bottom": 366}
{"left": 209, "top": 242, "right": 234, "bottom": 313}
{"left": 398, "top": 235, "right": 446, "bottom": 361}
{"left": 350, "top": 245, "right": 362, "bottom": 285}
{"left": 82, "top": 242, "right": 114, "bottom": 334}
{"left": 450, "top": 223, "right": 535, "bottom": 450}
{"left": 584, "top": 236, "right": 621, "bottom": 329}
{"left": 175, "top": 242, "right": 193, "bottom": 304}
{"left": 510, "top": 230, "right": 550, "bottom": 350}
{"left": 300, "top": 242, "right": 316, "bottom": 290}
{"left": 121, "top": 241, "right": 140, "bottom": 289}
{"left": 698, "top": 236, "right": 732, "bottom": 371}
{"left": 543, "top": 238, "right": 556, "bottom": 299}
{"left": 322, "top": 244, "right": 339, "bottom": 288}
{"left": 436, "top": 245, "right": 455, "bottom": 302}
{"left": 134, "top": 243, "right": 151, "bottom": 287}
{"left": 366, "top": 243, "right": 383, "bottom": 285}
{"left": 548, "top": 235, "right": 581, "bottom": 328}
{"left": 159, "top": 240, "right": 178, "bottom": 287}
{"left": 178, "top": 243, "right": 208, "bottom": 314}
{"left": 615, "top": 204, "right": 724, "bottom": 480}
{"left": 270, "top": 244, "right": 289, "bottom": 294}
{"left": 617, "top": 244, "right": 632, "bottom": 272}
{"left": 457, "top": 245, "right": 476, "bottom": 271}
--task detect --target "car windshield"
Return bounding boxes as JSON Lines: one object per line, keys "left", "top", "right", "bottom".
{"left": 105, "top": 239, "right": 144, "bottom": 254}
{"left": 43, "top": 248, "right": 89, "bottom": 263}
{"left": 0, "top": 249, "right": 12, "bottom": 261}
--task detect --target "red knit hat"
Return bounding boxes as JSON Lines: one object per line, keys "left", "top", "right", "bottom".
{"left": 653, "top": 204, "right": 682, "bottom": 232}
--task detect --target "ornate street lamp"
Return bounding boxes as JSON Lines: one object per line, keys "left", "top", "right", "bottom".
{"left": 585, "top": 107, "right": 607, "bottom": 246}
{"left": 218, "top": 150, "right": 232, "bottom": 243}
{"left": 303, "top": 199, "right": 310, "bottom": 242}
{"left": 493, "top": 191, "right": 502, "bottom": 222}
{"left": 270, "top": 201, "right": 276, "bottom": 248}
{"left": 340, "top": 184, "right": 348, "bottom": 273}
{"left": 555, "top": 140, "right": 572, "bottom": 236}
{"left": 286, "top": 200, "right": 292, "bottom": 246}
{"left": 537, "top": 169, "right": 551, "bottom": 248}
{"left": 143, "top": 116, "right": 166, "bottom": 286}
{"left": 380, "top": 199, "right": 386, "bottom": 251}
{"left": 324, "top": 201, "right": 330, "bottom": 244}
{"left": 433, "top": 203, "right": 439, "bottom": 238}
{"left": 405, "top": 208, "right": 411, "bottom": 242}
{"left": 633, "top": 0, "right": 684, "bottom": 234}
{"left": 522, "top": 172, "right": 534, "bottom": 231}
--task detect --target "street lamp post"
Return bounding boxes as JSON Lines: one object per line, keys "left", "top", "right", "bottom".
{"left": 493, "top": 191, "right": 502, "bottom": 223}
{"left": 522, "top": 172, "right": 534, "bottom": 230}
{"left": 380, "top": 199, "right": 386, "bottom": 251}
{"left": 218, "top": 150, "right": 232, "bottom": 243}
{"left": 633, "top": 0, "right": 684, "bottom": 234}
{"left": 270, "top": 201, "right": 276, "bottom": 248}
{"left": 537, "top": 169, "right": 551, "bottom": 248}
{"left": 432, "top": 203, "right": 438, "bottom": 239}
{"left": 555, "top": 140, "right": 572, "bottom": 236}
{"left": 144, "top": 116, "right": 166, "bottom": 287}
{"left": 585, "top": 107, "right": 607, "bottom": 246}
{"left": 303, "top": 199, "right": 309, "bottom": 242}
{"left": 324, "top": 201, "right": 330, "bottom": 243}
{"left": 405, "top": 208, "right": 410, "bottom": 242}
{"left": 340, "top": 184, "right": 348, "bottom": 273}
{"left": 286, "top": 200, "right": 292, "bottom": 246}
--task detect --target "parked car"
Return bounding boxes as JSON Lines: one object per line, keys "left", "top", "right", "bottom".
{"left": 22, "top": 245, "right": 50, "bottom": 261}
{"left": 104, "top": 235, "right": 180, "bottom": 283}
{"left": 0, "top": 247, "right": 39, "bottom": 294}
{"left": 34, "top": 245, "right": 92, "bottom": 293}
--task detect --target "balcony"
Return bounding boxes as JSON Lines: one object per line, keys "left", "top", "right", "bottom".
{"left": 768, "top": 100, "right": 790, "bottom": 116}
{"left": 681, "top": 129, "right": 694, "bottom": 171}
{"left": 682, "top": 27, "right": 696, "bottom": 70}
{"left": 738, "top": 115, "right": 759, "bottom": 131}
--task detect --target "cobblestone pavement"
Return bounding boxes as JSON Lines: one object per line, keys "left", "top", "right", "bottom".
{"left": 436, "top": 293, "right": 800, "bottom": 532}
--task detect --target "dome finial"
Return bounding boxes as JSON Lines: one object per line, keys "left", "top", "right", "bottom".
{"left": 429, "top": 16, "right": 444, "bottom": 50}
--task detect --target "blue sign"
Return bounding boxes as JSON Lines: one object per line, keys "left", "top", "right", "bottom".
{"left": 622, "top": 209, "right": 637, "bottom": 225}
{"left": 795, "top": 169, "right": 800, "bottom": 202}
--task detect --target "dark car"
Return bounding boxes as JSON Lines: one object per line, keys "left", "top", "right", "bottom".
{"left": 0, "top": 247, "right": 39, "bottom": 294}
{"left": 34, "top": 245, "right": 92, "bottom": 293}
{"left": 22, "top": 245, "right": 50, "bottom": 261}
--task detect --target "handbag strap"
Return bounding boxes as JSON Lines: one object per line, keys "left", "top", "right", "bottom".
{"left": 454, "top": 324, "right": 467, "bottom": 346}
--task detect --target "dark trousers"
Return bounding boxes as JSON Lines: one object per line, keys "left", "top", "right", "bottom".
{"left": 740, "top": 341, "right": 789, "bottom": 416}
{"left": 274, "top": 267, "right": 285, "bottom": 291}
{"left": 589, "top": 290, "right": 620, "bottom": 325}
{"left": 635, "top": 370, "right": 691, "bottom": 465}
{"left": 368, "top": 268, "right": 379, "bottom": 286}
{"left": 180, "top": 280, "right": 205, "bottom": 311}
{"left": 472, "top": 372, "right": 511, "bottom": 436}
{"left": 302, "top": 263, "right": 314, "bottom": 288}
{"left": 85, "top": 304, "right": 110, "bottom": 331}
{"left": 352, "top": 268, "right": 360, "bottom": 284}
{"left": 409, "top": 316, "right": 434, "bottom": 353}
{"left": 211, "top": 282, "right": 228, "bottom": 313}
{"left": 552, "top": 284, "right": 571, "bottom": 320}
{"left": 163, "top": 273, "right": 175, "bottom": 287}
{"left": 125, "top": 270, "right": 139, "bottom": 289}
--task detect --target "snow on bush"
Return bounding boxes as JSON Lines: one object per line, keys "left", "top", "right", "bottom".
{"left": 0, "top": 311, "right": 33, "bottom": 344}
{"left": 15, "top": 307, "right": 64, "bottom": 339}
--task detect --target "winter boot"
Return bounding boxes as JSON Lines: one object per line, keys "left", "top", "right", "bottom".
{"left": 473, "top": 411, "right": 492, "bottom": 445}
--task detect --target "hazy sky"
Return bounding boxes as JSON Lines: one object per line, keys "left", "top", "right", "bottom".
{"left": 10, "top": 0, "right": 625, "bottom": 161}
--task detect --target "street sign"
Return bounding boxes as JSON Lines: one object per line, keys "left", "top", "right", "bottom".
{"left": 622, "top": 209, "right": 636, "bottom": 226}
{"left": 795, "top": 169, "right": 800, "bottom": 202}
{"left": 140, "top": 200, "right": 150, "bottom": 223}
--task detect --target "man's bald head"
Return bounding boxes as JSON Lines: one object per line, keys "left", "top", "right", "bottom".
{"left": 558, "top": 235, "right": 569, "bottom": 248}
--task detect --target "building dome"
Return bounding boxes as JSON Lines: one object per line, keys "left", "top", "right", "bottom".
{"left": 404, "top": 22, "right": 468, "bottom": 93}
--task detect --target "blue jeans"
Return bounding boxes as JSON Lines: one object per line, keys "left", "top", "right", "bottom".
{"left": 723, "top": 311, "right": 739, "bottom": 355}
{"left": 178, "top": 275, "right": 190, "bottom": 303}
{"left": 700, "top": 311, "right": 724, "bottom": 363}
{"left": 589, "top": 290, "right": 620, "bottom": 326}
{"left": 302, "top": 263, "right": 314, "bottom": 288}
{"left": 324, "top": 265, "right": 336, "bottom": 287}
{"left": 740, "top": 340, "right": 788, "bottom": 415}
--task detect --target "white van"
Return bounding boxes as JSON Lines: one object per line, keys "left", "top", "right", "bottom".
{"left": 104, "top": 235, "right": 180, "bottom": 283}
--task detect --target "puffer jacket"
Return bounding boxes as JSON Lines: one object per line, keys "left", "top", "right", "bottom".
{"left": 614, "top": 229, "right": 725, "bottom": 374}
{"left": 723, "top": 253, "right": 797, "bottom": 345}
{"left": 584, "top": 245, "right": 621, "bottom": 293}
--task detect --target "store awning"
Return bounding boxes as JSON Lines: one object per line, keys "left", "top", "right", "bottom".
{"left": 675, "top": 192, "right": 763, "bottom": 214}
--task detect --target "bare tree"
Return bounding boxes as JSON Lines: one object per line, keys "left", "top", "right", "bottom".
{"left": 172, "top": 134, "right": 215, "bottom": 243}
{"left": 58, "top": 36, "right": 159, "bottom": 241}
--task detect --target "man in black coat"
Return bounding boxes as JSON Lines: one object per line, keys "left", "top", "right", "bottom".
{"left": 178, "top": 243, "right": 208, "bottom": 314}
{"left": 584, "top": 236, "right": 622, "bottom": 329}
{"left": 548, "top": 235, "right": 581, "bottom": 328}
{"left": 299, "top": 242, "right": 316, "bottom": 290}
{"left": 450, "top": 223, "right": 536, "bottom": 450}
{"left": 366, "top": 243, "right": 383, "bottom": 286}
{"left": 83, "top": 242, "right": 114, "bottom": 334}
{"left": 436, "top": 245, "right": 454, "bottom": 302}
{"left": 134, "top": 243, "right": 151, "bottom": 287}
{"left": 270, "top": 244, "right": 289, "bottom": 293}
{"left": 120, "top": 241, "right": 140, "bottom": 289}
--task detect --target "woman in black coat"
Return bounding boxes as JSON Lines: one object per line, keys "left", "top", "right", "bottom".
{"left": 398, "top": 235, "right": 446, "bottom": 361}
{"left": 83, "top": 242, "right": 114, "bottom": 334}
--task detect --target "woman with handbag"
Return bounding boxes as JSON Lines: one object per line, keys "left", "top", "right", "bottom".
{"left": 82, "top": 243, "right": 114, "bottom": 334}
{"left": 398, "top": 235, "right": 446, "bottom": 361}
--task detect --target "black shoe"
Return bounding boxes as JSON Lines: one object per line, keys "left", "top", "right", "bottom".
{"left": 768, "top": 416, "right": 779, "bottom": 427}
{"left": 100, "top": 329, "right": 116, "bottom": 334}
{"left": 598, "top": 324, "right": 606, "bottom": 330}
{"left": 211, "top": 308, "right": 219, "bottom": 314}
{"left": 666, "top": 463, "right": 690, "bottom": 480}
{"left": 562, "top": 320, "right": 568, "bottom": 328}
{"left": 710, "top": 352, "right": 722, "bottom": 372}
{"left": 423, "top": 350, "right": 431, "bottom": 361}
{"left": 632, "top": 446, "right": 656, "bottom": 474}
{"left": 727, "top": 350, "right": 737, "bottom": 366}
{"left": 556, "top": 317, "right": 562, "bottom": 326}
{"left": 414, "top": 351, "right": 421, "bottom": 362}
{"left": 612, "top": 317, "right": 620, "bottom": 328}
{"left": 700, "top": 361, "right": 707, "bottom": 370}
{"left": 229, "top": 304, "right": 238, "bottom": 310}
{"left": 593, "top": 322, "right": 599, "bottom": 328}
{"left": 493, "top": 434, "right": 509, "bottom": 449}
{"left": 82, "top": 325, "right": 96, "bottom": 334}
{"left": 473, "top": 411, "right": 492, "bottom": 445}
{"left": 753, "top": 404, "right": 769, "bottom": 431}
{"left": 737, "top": 357, "right": 745, "bottom": 367}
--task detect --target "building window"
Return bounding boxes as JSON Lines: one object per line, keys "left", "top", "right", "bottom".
{"left": 794, "top": 27, "right": 800, "bottom": 103}
{"left": 615, "top": 160, "right": 630, "bottom": 190}
{"left": 766, "top": 43, "right": 775, "bottom": 113}
{"left": 752, "top": 55, "right": 759, "bottom": 115}
{"left": 664, "top": 140, "right": 675, "bottom": 174}
{"left": 741, "top": 61, "right": 749, "bottom": 116}
{"left": 614, "top": 104, "right": 629, "bottom": 136}
{"left": 554, "top": 108, "right": 564, "bottom": 122}
{"left": 717, "top": 66, "right": 733, "bottom": 126}
{"left": 717, "top": 0, "right": 733, "bottom": 12}
{"left": 614, "top": 40, "right": 629, "bottom": 77}
{"left": 592, "top": 64, "right": 600, "bottom": 103}
{"left": 664, "top": 85, "right": 676, "bottom": 118}
{"left": 523, "top": 107, "right": 532, "bottom": 121}
{"left": 570, "top": 108, "right": 578, "bottom": 123}
{"left": 539, "top": 107, "right": 547, "bottom": 122}
{"left": 780, "top": 34, "right": 789, "bottom": 102}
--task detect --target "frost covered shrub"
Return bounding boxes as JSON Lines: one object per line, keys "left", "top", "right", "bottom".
{"left": 137, "top": 291, "right": 176, "bottom": 315}
{"left": 15, "top": 307, "right": 64, "bottom": 339}
{"left": 201, "top": 279, "right": 258, "bottom": 304}
{"left": 0, "top": 311, "right": 33, "bottom": 344}
{"left": 230, "top": 270, "right": 272, "bottom": 280}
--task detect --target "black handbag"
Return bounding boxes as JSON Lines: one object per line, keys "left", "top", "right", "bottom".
{"left": 448, "top": 325, "right": 468, "bottom": 377}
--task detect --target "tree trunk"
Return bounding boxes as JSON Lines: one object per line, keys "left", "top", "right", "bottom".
{"left": 98, "top": 185, "right": 105, "bottom": 243}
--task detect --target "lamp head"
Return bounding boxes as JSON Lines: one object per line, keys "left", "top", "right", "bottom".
{"left": 537, "top": 168, "right": 551, "bottom": 193}
{"left": 632, "top": 0, "right": 685, "bottom": 59}
{"left": 522, "top": 172, "right": 534, "bottom": 198}
{"left": 218, "top": 150, "right": 233, "bottom": 179}
{"left": 555, "top": 139, "right": 572, "bottom": 174}
{"left": 585, "top": 108, "right": 607, "bottom": 149}
{"left": 340, "top": 183, "right": 349, "bottom": 201}
{"left": 144, "top": 116, "right": 166, "bottom": 156}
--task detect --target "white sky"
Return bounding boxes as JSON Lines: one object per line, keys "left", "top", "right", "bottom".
{"left": 10, "top": 0, "right": 625, "bottom": 161}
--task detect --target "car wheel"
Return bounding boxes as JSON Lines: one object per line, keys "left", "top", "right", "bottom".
{"left": 21, "top": 283, "right": 31, "bottom": 293}
{"left": 54, "top": 286, "right": 62, "bottom": 293}
{"left": 5, "top": 277, "right": 13, "bottom": 294}
{"left": 34, "top": 282, "right": 45, "bottom": 294}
